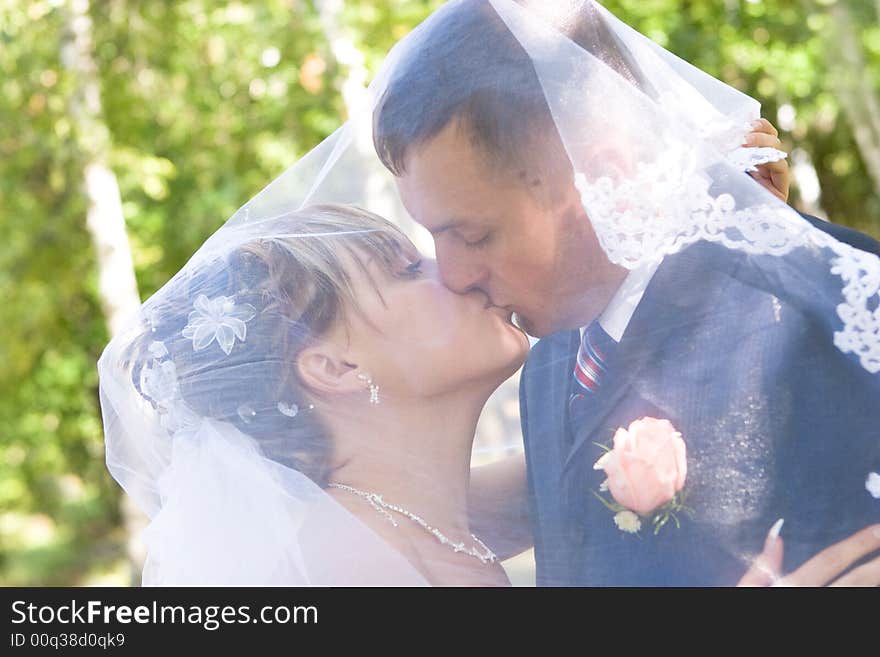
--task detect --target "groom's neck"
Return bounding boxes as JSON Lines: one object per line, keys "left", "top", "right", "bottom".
{"left": 558, "top": 272, "right": 628, "bottom": 332}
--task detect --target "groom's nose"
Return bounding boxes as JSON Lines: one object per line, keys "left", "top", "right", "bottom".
{"left": 436, "top": 245, "right": 489, "bottom": 296}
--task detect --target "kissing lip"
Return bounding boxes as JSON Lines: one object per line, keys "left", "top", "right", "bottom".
{"left": 485, "top": 303, "right": 515, "bottom": 322}
{"left": 483, "top": 297, "right": 510, "bottom": 311}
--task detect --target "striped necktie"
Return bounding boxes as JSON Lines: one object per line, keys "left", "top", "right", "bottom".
{"left": 570, "top": 320, "right": 616, "bottom": 410}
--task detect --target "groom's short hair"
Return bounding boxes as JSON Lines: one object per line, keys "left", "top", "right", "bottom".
{"left": 373, "top": 0, "right": 648, "bottom": 197}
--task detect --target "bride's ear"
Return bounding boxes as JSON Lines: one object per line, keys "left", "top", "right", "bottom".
{"left": 296, "top": 340, "right": 364, "bottom": 396}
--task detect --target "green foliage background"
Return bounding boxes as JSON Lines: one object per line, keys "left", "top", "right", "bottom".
{"left": 1, "top": 0, "right": 877, "bottom": 585}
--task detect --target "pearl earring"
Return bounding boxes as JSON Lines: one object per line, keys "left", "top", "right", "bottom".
{"left": 357, "top": 373, "right": 380, "bottom": 405}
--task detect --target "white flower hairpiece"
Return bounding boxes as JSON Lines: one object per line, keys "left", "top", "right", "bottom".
{"left": 182, "top": 294, "right": 257, "bottom": 355}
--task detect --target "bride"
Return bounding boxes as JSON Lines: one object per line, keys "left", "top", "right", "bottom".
{"left": 101, "top": 204, "right": 532, "bottom": 586}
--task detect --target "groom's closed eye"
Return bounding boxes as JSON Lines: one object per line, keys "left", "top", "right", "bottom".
{"left": 444, "top": 223, "right": 493, "bottom": 250}
{"left": 426, "top": 214, "right": 487, "bottom": 237}
{"left": 462, "top": 232, "right": 492, "bottom": 250}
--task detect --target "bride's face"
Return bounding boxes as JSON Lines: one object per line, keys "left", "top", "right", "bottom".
{"left": 343, "top": 246, "right": 530, "bottom": 401}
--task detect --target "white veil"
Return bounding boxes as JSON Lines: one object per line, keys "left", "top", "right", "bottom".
{"left": 100, "top": 299, "right": 429, "bottom": 586}
{"left": 98, "top": 0, "right": 879, "bottom": 587}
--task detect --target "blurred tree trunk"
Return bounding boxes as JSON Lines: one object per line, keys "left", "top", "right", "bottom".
{"left": 316, "top": 0, "right": 369, "bottom": 114}
{"left": 314, "top": 0, "right": 408, "bottom": 223}
{"left": 61, "top": 0, "right": 145, "bottom": 585}
{"left": 822, "top": 1, "right": 880, "bottom": 195}
{"left": 791, "top": 147, "right": 828, "bottom": 218}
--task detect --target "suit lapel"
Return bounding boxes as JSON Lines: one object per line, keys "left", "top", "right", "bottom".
{"left": 562, "top": 242, "right": 723, "bottom": 475}
{"left": 524, "top": 329, "right": 580, "bottom": 499}
{"left": 562, "top": 352, "right": 637, "bottom": 475}
{"left": 546, "top": 329, "right": 580, "bottom": 463}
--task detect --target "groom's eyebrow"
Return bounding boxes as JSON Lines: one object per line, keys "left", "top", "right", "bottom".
{"left": 427, "top": 217, "right": 476, "bottom": 236}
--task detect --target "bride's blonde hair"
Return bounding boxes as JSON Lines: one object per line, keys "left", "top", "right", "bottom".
{"left": 133, "top": 204, "right": 417, "bottom": 485}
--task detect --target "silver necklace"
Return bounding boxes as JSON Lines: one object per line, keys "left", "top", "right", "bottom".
{"left": 327, "top": 483, "right": 498, "bottom": 564}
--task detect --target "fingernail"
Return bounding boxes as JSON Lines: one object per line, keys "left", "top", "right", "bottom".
{"left": 768, "top": 518, "right": 784, "bottom": 541}
{"left": 873, "top": 526, "right": 880, "bottom": 540}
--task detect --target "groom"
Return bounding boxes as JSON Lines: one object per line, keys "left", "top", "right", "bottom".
{"left": 374, "top": 0, "right": 880, "bottom": 585}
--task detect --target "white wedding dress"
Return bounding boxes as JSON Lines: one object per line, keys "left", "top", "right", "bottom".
{"left": 137, "top": 418, "right": 430, "bottom": 586}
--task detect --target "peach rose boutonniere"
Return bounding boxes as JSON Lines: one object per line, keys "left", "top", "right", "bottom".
{"left": 592, "top": 417, "right": 693, "bottom": 535}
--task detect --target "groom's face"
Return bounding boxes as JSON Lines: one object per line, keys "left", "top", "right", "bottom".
{"left": 395, "top": 121, "right": 622, "bottom": 337}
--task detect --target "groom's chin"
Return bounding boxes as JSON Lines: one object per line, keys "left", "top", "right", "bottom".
{"left": 513, "top": 312, "right": 544, "bottom": 339}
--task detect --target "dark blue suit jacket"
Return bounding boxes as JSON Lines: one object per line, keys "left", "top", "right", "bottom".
{"left": 520, "top": 214, "right": 880, "bottom": 585}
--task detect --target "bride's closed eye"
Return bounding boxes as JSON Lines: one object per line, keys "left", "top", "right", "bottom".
{"left": 403, "top": 259, "right": 423, "bottom": 276}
